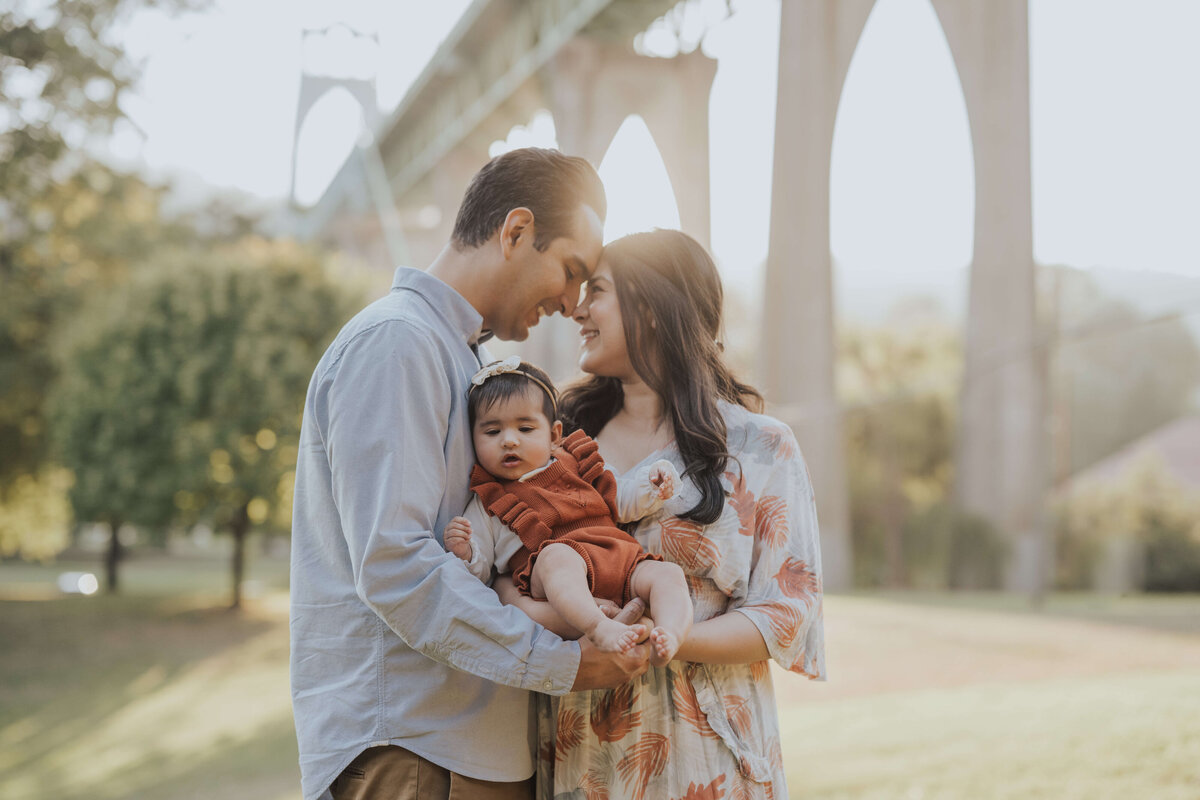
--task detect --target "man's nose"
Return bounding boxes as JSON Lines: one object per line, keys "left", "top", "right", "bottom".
{"left": 560, "top": 287, "right": 581, "bottom": 318}
{"left": 572, "top": 294, "right": 590, "bottom": 322}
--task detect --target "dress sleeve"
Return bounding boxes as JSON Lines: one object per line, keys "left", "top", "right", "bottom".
{"left": 614, "top": 459, "right": 679, "bottom": 522}
{"left": 728, "top": 423, "right": 827, "bottom": 680}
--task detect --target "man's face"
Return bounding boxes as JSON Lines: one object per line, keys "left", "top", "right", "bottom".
{"left": 489, "top": 204, "right": 604, "bottom": 342}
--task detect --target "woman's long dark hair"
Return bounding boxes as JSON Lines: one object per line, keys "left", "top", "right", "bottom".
{"left": 560, "top": 230, "right": 763, "bottom": 524}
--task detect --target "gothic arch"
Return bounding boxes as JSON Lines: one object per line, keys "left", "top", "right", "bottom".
{"left": 763, "top": 0, "right": 1041, "bottom": 591}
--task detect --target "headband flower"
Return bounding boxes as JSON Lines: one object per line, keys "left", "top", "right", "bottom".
{"left": 471, "top": 355, "right": 523, "bottom": 386}
{"left": 469, "top": 355, "right": 558, "bottom": 417}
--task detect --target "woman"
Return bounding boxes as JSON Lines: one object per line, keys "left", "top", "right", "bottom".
{"left": 504, "top": 229, "right": 825, "bottom": 799}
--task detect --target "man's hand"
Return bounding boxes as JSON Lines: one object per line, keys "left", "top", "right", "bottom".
{"left": 444, "top": 516, "right": 473, "bottom": 561}
{"left": 570, "top": 597, "right": 651, "bottom": 690}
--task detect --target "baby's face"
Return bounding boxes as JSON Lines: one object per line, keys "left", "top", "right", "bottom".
{"left": 472, "top": 388, "right": 561, "bottom": 481}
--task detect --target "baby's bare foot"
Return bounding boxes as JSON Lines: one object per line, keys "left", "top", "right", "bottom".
{"left": 588, "top": 618, "right": 647, "bottom": 653}
{"left": 649, "top": 627, "right": 681, "bottom": 667}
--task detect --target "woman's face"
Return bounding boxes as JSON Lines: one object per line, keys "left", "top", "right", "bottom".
{"left": 574, "top": 259, "right": 634, "bottom": 380}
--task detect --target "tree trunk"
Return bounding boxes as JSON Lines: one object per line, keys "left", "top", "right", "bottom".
{"left": 230, "top": 504, "right": 249, "bottom": 610}
{"left": 105, "top": 517, "right": 123, "bottom": 594}
{"left": 882, "top": 434, "right": 907, "bottom": 589}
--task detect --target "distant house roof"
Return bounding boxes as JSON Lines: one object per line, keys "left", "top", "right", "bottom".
{"left": 1068, "top": 416, "right": 1200, "bottom": 493}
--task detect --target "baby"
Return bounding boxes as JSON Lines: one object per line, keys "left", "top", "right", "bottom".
{"left": 445, "top": 356, "right": 693, "bottom": 665}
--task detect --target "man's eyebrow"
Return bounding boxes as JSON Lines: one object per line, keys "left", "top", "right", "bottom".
{"left": 568, "top": 256, "right": 590, "bottom": 279}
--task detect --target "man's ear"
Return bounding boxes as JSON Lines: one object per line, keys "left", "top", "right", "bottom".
{"left": 499, "top": 207, "right": 535, "bottom": 258}
{"left": 550, "top": 420, "right": 563, "bottom": 444}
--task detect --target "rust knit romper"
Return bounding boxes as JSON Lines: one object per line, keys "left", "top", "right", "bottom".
{"left": 468, "top": 429, "right": 661, "bottom": 605}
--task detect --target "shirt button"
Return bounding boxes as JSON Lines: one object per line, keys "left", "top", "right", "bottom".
{"left": 543, "top": 679, "right": 553, "bottom": 690}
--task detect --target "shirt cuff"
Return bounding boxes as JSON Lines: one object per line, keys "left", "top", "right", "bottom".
{"left": 519, "top": 628, "right": 582, "bottom": 695}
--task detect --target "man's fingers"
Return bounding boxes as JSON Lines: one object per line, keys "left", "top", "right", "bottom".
{"left": 595, "top": 598, "right": 620, "bottom": 618}
{"left": 612, "top": 597, "right": 646, "bottom": 625}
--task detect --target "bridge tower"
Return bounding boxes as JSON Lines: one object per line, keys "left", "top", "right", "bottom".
{"left": 762, "top": 0, "right": 1044, "bottom": 591}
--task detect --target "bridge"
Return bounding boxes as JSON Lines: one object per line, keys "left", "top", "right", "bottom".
{"left": 294, "top": 0, "right": 1044, "bottom": 594}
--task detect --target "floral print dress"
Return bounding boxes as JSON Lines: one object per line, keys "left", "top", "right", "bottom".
{"left": 537, "top": 403, "right": 826, "bottom": 800}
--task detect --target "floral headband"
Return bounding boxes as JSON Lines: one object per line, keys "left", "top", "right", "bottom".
{"left": 469, "top": 355, "right": 558, "bottom": 418}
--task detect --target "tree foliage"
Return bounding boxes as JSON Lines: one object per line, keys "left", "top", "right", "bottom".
{"left": 840, "top": 311, "right": 1007, "bottom": 589}
{"left": 1056, "top": 458, "right": 1200, "bottom": 592}
{"left": 49, "top": 238, "right": 360, "bottom": 598}
{"left": 0, "top": 0, "right": 201, "bottom": 490}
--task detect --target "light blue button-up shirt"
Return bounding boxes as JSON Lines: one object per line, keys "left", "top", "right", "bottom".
{"left": 290, "top": 267, "right": 580, "bottom": 800}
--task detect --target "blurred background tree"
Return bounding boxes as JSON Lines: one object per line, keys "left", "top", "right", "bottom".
{"left": 48, "top": 260, "right": 191, "bottom": 592}
{"left": 2, "top": 1, "right": 366, "bottom": 603}
{"left": 165, "top": 240, "right": 360, "bottom": 608}
{"left": 1046, "top": 266, "right": 1200, "bottom": 475}
{"left": 1055, "top": 459, "right": 1200, "bottom": 592}
{"left": 840, "top": 302, "right": 1014, "bottom": 591}
{"left": 1, "top": 0, "right": 201, "bottom": 488}
{"left": 48, "top": 238, "right": 359, "bottom": 600}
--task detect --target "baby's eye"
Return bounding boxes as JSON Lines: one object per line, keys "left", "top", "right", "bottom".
{"left": 519, "top": 426, "right": 535, "bottom": 433}
{"left": 482, "top": 429, "right": 500, "bottom": 436}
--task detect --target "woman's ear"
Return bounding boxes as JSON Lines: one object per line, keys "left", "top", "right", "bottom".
{"left": 550, "top": 420, "right": 564, "bottom": 444}
{"left": 500, "top": 207, "right": 535, "bottom": 257}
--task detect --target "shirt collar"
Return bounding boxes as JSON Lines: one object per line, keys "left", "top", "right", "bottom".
{"left": 391, "top": 267, "right": 488, "bottom": 345}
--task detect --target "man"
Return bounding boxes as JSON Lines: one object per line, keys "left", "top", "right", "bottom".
{"left": 290, "top": 148, "right": 650, "bottom": 800}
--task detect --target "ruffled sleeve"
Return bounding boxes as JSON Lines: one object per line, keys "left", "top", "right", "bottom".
{"left": 614, "top": 459, "right": 679, "bottom": 523}
{"left": 728, "top": 421, "right": 826, "bottom": 680}
{"left": 557, "top": 429, "right": 620, "bottom": 517}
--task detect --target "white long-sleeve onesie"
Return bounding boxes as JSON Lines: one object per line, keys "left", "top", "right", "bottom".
{"left": 454, "top": 458, "right": 678, "bottom": 584}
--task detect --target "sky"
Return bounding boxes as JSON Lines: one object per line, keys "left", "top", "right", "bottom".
{"left": 111, "top": 0, "right": 1200, "bottom": 315}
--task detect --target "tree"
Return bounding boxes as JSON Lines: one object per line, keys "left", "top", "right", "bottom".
{"left": 168, "top": 239, "right": 360, "bottom": 608}
{"left": 1, "top": 0, "right": 201, "bottom": 492}
{"left": 839, "top": 316, "right": 961, "bottom": 588}
{"left": 839, "top": 308, "right": 1007, "bottom": 589}
{"left": 49, "top": 263, "right": 195, "bottom": 591}
{"left": 50, "top": 237, "right": 360, "bottom": 601}
{"left": 1046, "top": 266, "right": 1200, "bottom": 474}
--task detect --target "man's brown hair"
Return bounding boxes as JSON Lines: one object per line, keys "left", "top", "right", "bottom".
{"left": 451, "top": 147, "right": 606, "bottom": 252}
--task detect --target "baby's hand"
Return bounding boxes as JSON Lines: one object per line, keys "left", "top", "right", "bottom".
{"left": 649, "top": 462, "right": 677, "bottom": 500}
{"left": 445, "top": 516, "right": 473, "bottom": 561}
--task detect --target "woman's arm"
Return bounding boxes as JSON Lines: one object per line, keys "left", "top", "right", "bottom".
{"left": 674, "top": 611, "right": 769, "bottom": 664}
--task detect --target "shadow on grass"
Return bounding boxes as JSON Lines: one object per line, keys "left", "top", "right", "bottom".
{"left": 0, "top": 592, "right": 284, "bottom": 798}
{"left": 12, "top": 716, "right": 301, "bottom": 800}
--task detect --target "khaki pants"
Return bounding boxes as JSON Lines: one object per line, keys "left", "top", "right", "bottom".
{"left": 329, "top": 745, "right": 534, "bottom": 800}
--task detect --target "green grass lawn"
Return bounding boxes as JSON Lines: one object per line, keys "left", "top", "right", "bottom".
{"left": 2, "top": 555, "right": 1199, "bottom": 799}
{"left": 0, "top": 554, "right": 298, "bottom": 800}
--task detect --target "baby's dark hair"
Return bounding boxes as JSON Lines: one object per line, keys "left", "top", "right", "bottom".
{"left": 467, "top": 360, "right": 559, "bottom": 428}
